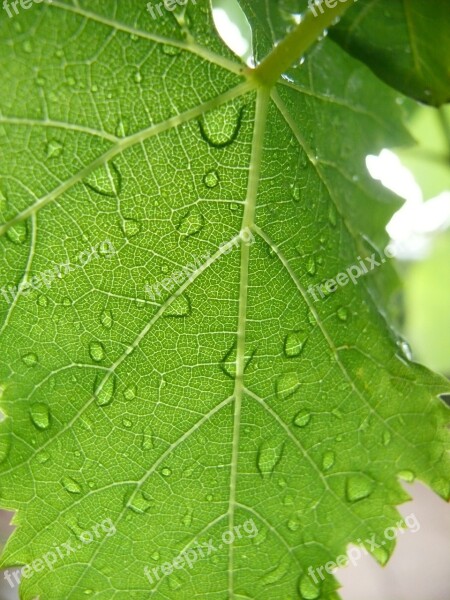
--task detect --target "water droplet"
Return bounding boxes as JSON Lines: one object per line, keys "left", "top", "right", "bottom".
{"left": 257, "top": 440, "right": 284, "bottom": 478}
{"left": 126, "top": 490, "right": 152, "bottom": 514}
{"left": 164, "top": 293, "right": 192, "bottom": 317}
{"left": 337, "top": 307, "right": 349, "bottom": 321}
{"left": 121, "top": 219, "right": 141, "bottom": 238}
{"left": 346, "top": 474, "right": 374, "bottom": 502}
{"left": 142, "top": 425, "right": 154, "bottom": 450}
{"left": 287, "top": 517, "right": 300, "bottom": 531}
{"left": 45, "top": 139, "right": 63, "bottom": 159}
{"left": 161, "top": 467, "right": 172, "bottom": 477}
{"left": 37, "top": 295, "right": 49, "bottom": 307}
{"left": 291, "top": 184, "right": 301, "bottom": 202}
{"left": 203, "top": 170, "right": 220, "bottom": 188}
{"left": 328, "top": 204, "right": 337, "bottom": 227}
{"left": 299, "top": 574, "right": 321, "bottom": 599}
{"left": 36, "top": 450, "right": 51, "bottom": 464}
{"left": 62, "top": 297, "right": 71, "bottom": 307}
{"left": 398, "top": 340, "right": 413, "bottom": 361}
{"left": 134, "top": 71, "right": 143, "bottom": 83}
{"left": 306, "top": 256, "right": 316, "bottom": 276}
{"left": 382, "top": 431, "right": 391, "bottom": 446}
{"left": 30, "top": 403, "right": 51, "bottom": 430}
{"left": 176, "top": 207, "right": 205, "bottom": 238}
{"left": 182, "top": 509, "right": 193, "bottom": 527}
{"left": 7, "top": 222, "right": 28, "bottom": 245}
{"left": 161, "top": 44, "right": 181, "bottom": 56}
{"left": 262, "top": 557, "right": 289, "bottom": 585}
{"left": 22, "top": 352, "right": 38, "bottom": 367}
{"left": 84, "top": 162, "right": 121, "bottom": 197}
{"left": 283, "top": 330, "right": 307, "bottom": 358}
{"left": 123, "top": 418, "right": 133, "bottom": 428}
{"left": 115, "top": 119, "right": 127, "bottom": 137}
{"left": 322, "top": 451, "right": 335, "bottom": 471}
{"left": 123, "top": 385, "right": 136, "bottom": 401}
{"left": 94, "top": 375, "right": 115, "bottom": 407}
{"left": 398, "top": 469, "right": 415, "bottom": 482}
{"left": 220, "top": 341, "right": 255, "bottom": 378}
{"left": 198, "top": 103, "right": 245, "bottom": 148}
{"left": 276, "top": 372, "right": 300, "bottom": 400}
{"left": 23, "top": 40, "right": 32, "bottom": 54}
{"left": 151, "top": 551, "right": 160, "bottom": 561}
{"left": 62, "top": 476, "right": 82, "bottom": 494}
{"left": 293, "top": 410, "right": 311, "bottom": 428}
{"left": 100, "top": 308, "right": 113, "bottom": 329}
{"left": 89, "top": 341, "right": 106, "bottom": 362}
{"left": 206, "top": 494, "right": 213, "bottom": 502}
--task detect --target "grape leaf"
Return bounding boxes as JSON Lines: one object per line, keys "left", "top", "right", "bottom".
{"left": 0, "top": 1, "right": 448, "bottom": 599}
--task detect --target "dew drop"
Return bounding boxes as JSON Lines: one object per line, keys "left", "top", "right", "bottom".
{"left": 287, "top": 517, "right": 300, "bottom": 531}
{"left": 7, "top": 222, "right": 28, "bottom": 245}
{"left": 161, "top": 467, "right": 172, "bottom": 477}
{"left": 306, "top": 256, "right": 317, "bottom": 276}
{"left": 283, "top": 330, "right": 307, "bottom": 358}
{"left": 203, "top": 170, "right": 220, "bottom": 188}
{"left": 182, "top": 509, "right": 193, "bottom": 527}
{"left": 121, "top": 219, "right": 141, "bottom": 238}
{"left": 198, "top": 104, "right": 245, "bottom": 148}
{"left": 398, "top": 340, "right": 413, "bottom": 361}
{"left": 262, "top": 558, "right": 289, "bottom": 585}
{"left": 123, "top": 385, "right": 136, "bottom": 401}
{"left": 62, "top": 297, "right": 71, "bottom": 307}
{"left": 142, "top": 425, "right": 154, "bottom": 450}
{"left": 322, "top": 451, "right": 335, "bottom": 471}
{"left": 161, "top": 44, "right": 181, "bottom": 56}
{"left": 337, "top": 307, "right": 349, "bottom": 321}
{"left": 176, "top": 207, "right": 205, "bottom": 238}
{"left": 257, "top": 440, "right": 284, "bottom": 478}
{"left": 94, "top": 375, "right": 116, "bottom": 407}
{"left": 293, "top": 410, "right": 311, "bottom": 428}
{"left": 299, "top": 574, "right": 321, "bottom": 599}
{"left": 30, "top": 403, "right": 51, "bottom": 430}
{"left": 134, "top": 71, "right": 143, "bottom": 83}
{"left": 22, "top": 352, "right": 38, "bottom": 367}
{"left": 123, "top": 418, "right": 133, "bottom": 428}
{"left": 115, "top": 120, "right": 127, "bottom": 137}
{"left": 89, "top": 341, "right": 106, "bottom": 362}
{"left": 100, "top": 308, "right": 113, "bottom": 329}
{"left": 276, "top": 372, "right": 300, "bottom": 400}
{"left": 151, "top": 551, "right": 160, "bottom": 561}
{"left": 220, "top": 341, "right": 255, "bottom": 378}
{"left": 165, "top": 293, "right": 191, "bottom": 317}
{"left": 291, "top": 184, "right": 301, "bottom": 202}
{"left": 62, "top": 476, "right": 82, "bottom": 494}
{"left": 398, "top": 469, "right": 415, "bottom": 482}
{"left": 346, "top": 474, "right": 374, "bottom": 502}
{"left": 206, "top": 494, "right": 213, "bottom": 502}
{"left": 84, "top": 162, "right": 121, "bottom": 197}
{"left": 126, "top": 491, "right": 153, "bottom": 514}
{"left": 45, "top": 139, "right": 63, "bottom": 159}
{"left": 36, "top": 450, "right": 51, "bottom": 464}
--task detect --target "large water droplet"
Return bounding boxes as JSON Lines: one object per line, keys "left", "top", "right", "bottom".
{"left": 346, "top": 474, "right": 374, "bottom": 502}
{"left": 62, "top": 476, "right": 82, "bottom": 494}
{"left": 84, "top": 162, "right": 121, "bottom": 197}
{"left": 283, "top": 330, "right": 307, "bottom": 358}
{"left": 203, "top": 170, "right": 220, "bottom": 188}
{"left": 198, "top": 104, "right": 245, "bottom": 148}
{"left": 257, "top": 440, "right": 284, "bottom": 478}
{"left": 299, "top": 574, "right": 321, "bottom": 599}
{"left": 276, "top": 372, "right": 300, "bottom": 400}
{"left": 220, "top": 341, "right": 256, "bottom": 379}
{"left": 126, "top": 490, "right": 152, "bottom": 514}
{"left": 165, "top": 293, "right": 191, "bottom": 317}
{"left": 176, "top": 208, "right": 205, "bottom": 238}
{"left": 94, "top": 375, "right": 116, "bottom": 407}
{"left": 22, "top": 352, "right": 38, "bottom": 367}
{"left": 89, "top": 341, "right": 106, "bottom": 362}
{"left": 30, "top": 403, "right": 51, "bottom": 430}
{"left": 7, "top": 222, "right": 28, "bottom": 245}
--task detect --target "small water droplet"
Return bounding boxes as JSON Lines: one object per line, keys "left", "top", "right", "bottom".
{"left": 346, "top": 474, "right": 374, "bottom": 502}
{"left": 84, "top": 162, "right": 121, "bottom": 197}
{"left": 382, "top": 431, "right": 391, "bottom": 446}
{"left": 162, "top": 292, "right": 191, "bottom": 318}
{"left": 115, "top": 119, "right": 127, "bottom": 137}
{"left": 36, "top": 450, "right": 51, "bottom": 464}
{"left": 257, "top": 440, "right": 284, "bottom": 478}
{"left": 123, "top": 385, "right": 137, "bottom": 401}
{"left": 299, "top": 574, "right": 321, "bottom": 599}
{"left": 206, "top": 494, "right": 213, "bottom": 502}
{"left": 126, "top": 491, "right": 152, "bottom": 514}
{"left": 322, "top": 451, "right": 335, "bottom": 470}
{"left": 287, "top": 517, "right": 300, "bottom": 531}
{"left": 306, "top": 256, "right": 316, "bottom": 276}
{"left": 46, "top": 140, "right": 63, "bottom": 159}
{"left": 293, "top": 410, "right": 311, "bottom": 428}
{"left": 328, "top": 204, "right": 337, "bottom": 227}
{"left": 142, "top": 425, "right": 154, "bottom": 450}
{"left": 198, "top": 104, "right": 245, "bottom": 148}
{"left": 161, "top": 467, "right": 172, "bottom": 477}
{"left": 37, "top": 295, "right": 49, "bottom": 307}
{"left": 134, "top": 71, "right": 143, "bottom": 83}
{"left": 161, "top": 44, "right": 181, "bottom": 56}
{"left": 291, "top": 184, "right": 301, "bottom": 202}
{"left": 283, "top": 330, "right": 307, "bottom": 358}
{"left": 22, "top": 352, "right": 38, "bottom": 367}
{"left": 89, "top": 341, "right": 106, "bottom": 362}
{"left": 121, "top": 219, "right": 141, "bottom": 238}
{"left": 62, "top": 476, "right": 82, "bottom": 494}
{"left": 276, "top": 372, "right": 300, "bottom": 400}
{"left": 94, "top": 375, "right": 115, "bottom": 407}
{"left": 123, "top": 418, "right": 133, "bottom": 428}
{"left": 337, "top": 307, "right": 349, "bottom": 321}
{"left": 100, "top": 308, "right": 113, "bottom": 329}
{"left": 176, "top": 207, "right": 205, "bottom": 238}
{"left": 262, "top": 558, "right": 289, "bottom": 585}
{"left": 62, "top": 297, "right": 71, "bottom": 307}
{"left": 151, "top": 551, "right": 160, "bottom": 561}
{"left": 7, "top": 222, "right": 28, "bottom": 245}
{"left": 398, "top": 469, "right": 415, "bottom": 482}
{"left": 182, "top": 509, "right": 193, "bottom": 527}
{"left": 30, "top": 403, "right": 51, "bottom": 430}
{"left": 203, "top": 170, "right": 220, "bottom": 188}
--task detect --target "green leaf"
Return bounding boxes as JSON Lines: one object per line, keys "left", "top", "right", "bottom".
{"left": 0, "top": 1, "right": 448, "bottom": 599}
{"left": 331, "top": 0, "right": 450, "bottom": 106}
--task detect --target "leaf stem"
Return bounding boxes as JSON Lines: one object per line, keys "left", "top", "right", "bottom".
{"left": 250, "top": 0, "right": 355, "bottom": 87}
